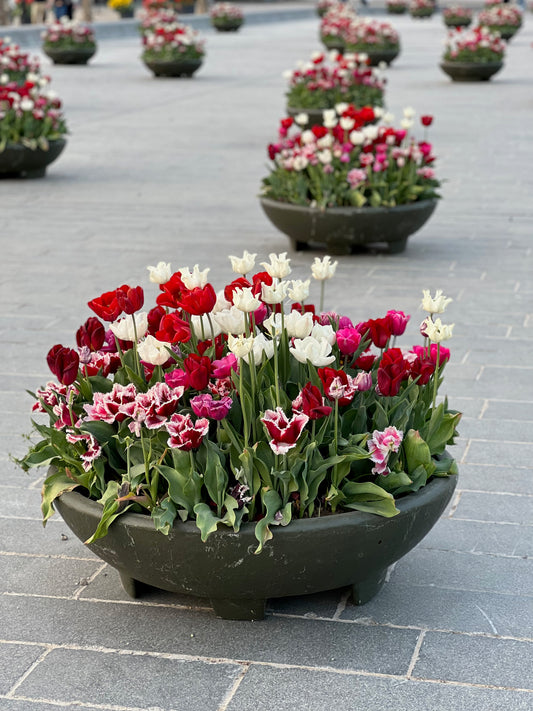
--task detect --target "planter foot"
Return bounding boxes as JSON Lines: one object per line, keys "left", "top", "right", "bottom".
{"left": 211, "top": 597, "right": 266, "bottom": 621}
{"left": 119, "top": 571, "right": 140, "bottom": 598}
{"left": 290, "top": 238, "right": 309, "bottom": 252}
{"left": 23, "top": 167, "right": 46, "bottom": 179}
{"left": 387, "top": 238, "right": 407, "bottom": 254}
{"left": 351, "top": 568, "right": 388, "bottom": 605}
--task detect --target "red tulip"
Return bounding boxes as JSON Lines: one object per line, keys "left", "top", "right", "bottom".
{"left": 76, "top": 317, "right": 105, "bottom": 351}
{"left": 377, "top": 348, "right": 410, "bottom": 396}
{"left": 116, "top": 284, "right": 144, "bottom": 315}
{"left": 46, "top": 344, "right": 80, "bottom": 386}
{"left": 175, "top": 284, "right": 217, "bottom": 316}
{"left": 88, "top": 290, "right": 121, "bottom": 322}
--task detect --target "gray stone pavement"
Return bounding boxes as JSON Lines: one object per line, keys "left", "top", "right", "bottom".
{"left": 1, "top": 5, "right": 533, "bottom": 710}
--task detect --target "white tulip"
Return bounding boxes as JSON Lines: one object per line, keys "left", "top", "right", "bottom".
{"left": 340, "top": 117, "right": 355, "bottom": 131}
{"left": 284, "top": 311, "right": 314, "bottom": 339}
{"left": 263, "top": 312, "right": 283, "bottom": 337}
{"left": 213, "top": 289, "right": 232, "bottom": 314}
{"left": 363, "top": 125, "right": 379, "bottom": 141}
{"left": 311, "top": 255, "right": 338, "bottom": 281}
{"left": 295, "top": 112, "right": 309, "bottom": 126}
{"left": 401, "top": 118, "right": 413, "bottom": 130}
{"left": 179, "top": 264, "right": 210, "bottom": 289}
{"left": 137, "top": 336, "right": 171, "bottom": 365}
{"left": 317, "top": 134, "right": 333, "bottom": 149}
{"left": 20, "top": 98, "right": 34, "bottom": 112}
{"left": 311, "top": 322, "right": 336, "bottom": 346}
{"left": 403, "top": 106, "right": 416, "bottom": 119}
{"left": 349, "top": 130, "right": 365, "bottom": 146}
{"left": 147, "top": 261, "right": 172, "bottom": 284}
{"left": 242, "top": 333, "right": 275, "bottom": 366}
{"left": 229, "top": 250, "right": 257, "bottom": 275}
{"left": 288, "top": 279, "right": 310, "bottom": 302}
{"left": 232, "top": 287, "right": 262, "bottom": 313}
{"left": 109, "top": 312, "right": 148, "bottom": 342}
{"left": 213, "top": 306, "right": 247, "bottom": 334}
{"left": 228, "top": 334, "right": 255, "bottom": 359}
{"left": 261, "top": 252, "right": 292, "bottom": 279}
{"left": 335, "top": 102, "right": 349, "bottom": 115}
{"left": 190, "top": 314, "right": 222, "bottom": 339}
{"left": 317, "top": 149, "right": 333, "bottom": 165}
{"left": 421, "top": 289, "right": 453, "bottom": 314}
{"left": 322, "top": 109, "right": 337, "bottom": 123}
{"left": 289, "top": 337, "right": 335, "bottom": 367}
{"left": 383, "top": 112, "right": 395, "bottom": 125}
{"left": 301, "top": 130, "right": 315, "bottom": 145}
{"left": 293, "top": 155, "right": 309, "bottom": 171}
{"left": 261, "top": 280, "right": 289, "bottom": 305}
{"left": 423, "top": 318, "right": 455, "bottom": 344}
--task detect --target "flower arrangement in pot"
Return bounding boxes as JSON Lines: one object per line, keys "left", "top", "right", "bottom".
{"left": 478, "top": 4, "right": 522, "bottom": 41}
{"left": 386, "top": 0, "right": 407, "bottom": 14}
{"left": 142, "top": 0, "right": 194, "bottom": 13}
{"left": 260, "top": 108, "right": 440, "bottom": 254}
{"left": 41, "top": 20, "right": 97, "bottom": 65}
{"left": 209, "top": 3, "right": 244, "bottom": 33}
{"left": 0, "top": 37, "right": 41, "bottom": 85}
{"left": 108, "top": 0, "right": 135, "bottom": 19}
{"left": 284, "top": 50, "right": 386, "bottom": 126}
{"left": 138, "top": 7, "right": 179, "bottom": 35}
{"left": 141, "top": 21, "right": 205, "bottom": 77}
{"left": 20, "top": 253, "right": 460, "bottom": 620}
{"left": 317, "top": 0, "right": 341, "bottom": 17}
{"left": 440, "top": 25, "right": 505, "bottom": 81}
{"left": 0, "top": 79, "right": 67, "bottom": 178}
{"left": 342, "top": 18, "right": 401, "bottom": 66}
{"left": 319, "top": 3, "right": 357, "bottom": 52}
{"left": 442, "top": 5, "right": 473, "bottom": 27}
{"left": 409, "top": 0, "right": 436, "bottom": 19}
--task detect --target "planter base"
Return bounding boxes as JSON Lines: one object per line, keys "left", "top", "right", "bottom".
{"left": 0, "top": 139, "right": 66, "bottom": 179}
{"left": 260, "top": 197, "right": 437, "bottom": 255}
{"left": 55, "top": 474, "right": 456, "bottom": 620}
{"left": 43, "top": 46, "right": 96, "bottom": 65}
{"left": 440, "top": 61, "right": 503, "bottom": 82}
{"left": 143, "top": 58, "right": 203, "bottom": 77}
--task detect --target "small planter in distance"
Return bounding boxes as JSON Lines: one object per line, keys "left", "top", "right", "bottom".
{"left": 409, "top": 0, "right": 435, "bottom": 18}
{"left": 478, "top": 4, "right": 523, "bottom": 41}
{"left": 442, "top": 6, "right": 473, "bottom": 27}
{"left": 210, "top": 3, "right": 244, "bottom": 32}
{"left": 42, "top": 20, "right": 97, "bottom": 65}
{"left": 440, "top": 26, "right": 505, "bottom": 82}
{"left": 141, "top": 21, "right": 205, "bottom": 77}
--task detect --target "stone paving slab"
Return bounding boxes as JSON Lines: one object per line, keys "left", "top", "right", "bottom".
{"left": 0, "top": 7, "right": 532, "bottom": 711}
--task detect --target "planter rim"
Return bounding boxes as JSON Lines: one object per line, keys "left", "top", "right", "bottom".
{"left": 259, "top": 195, "right": 438, "bottom": 217}
{"left": 1, "top": 137, "right": 66, "bottom": 151}
{"left": 440, "top": 60, "right": 503, "bottom": 68}
{"left": 58, "top": 473, "right": 455, "bottom": 539}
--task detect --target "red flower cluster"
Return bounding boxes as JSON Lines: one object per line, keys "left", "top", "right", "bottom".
{"left": 88, "top": 284, "right": 144, "bottom": 322}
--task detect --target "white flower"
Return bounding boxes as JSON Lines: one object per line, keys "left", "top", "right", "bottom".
{"left": 213, "top": 289, "right": 232, "bottom": 313}
{"left": 261, "top": 252, "right": 292, "bottom": 279}
{"left": 403, "top": 106, "right": 416, "bottom": 119}
{"left": 317, "top": 134, "right": 333, "bottom": 149}
{"left": 311, "top": 255, "right": 338, "bottom": 281}
{"left": 340, "top": 117, "right": 355, "bottom": 131}
{"left": 261, "top": 280, "right": 288, "bottom": 305}
{"left": 137, "top": 335, "right": 171, "bottom": 365}
{"left": 228, "top": 334, "right": 255, "bottom": 359}
{"left": 401, "top": 118, "right": 413, "bottom": 130}
{"left": 373, "top": 106, "right": 383, "bottom": 118}
{"left": 363, "top": 125, "right": 379, "bottom": 141}
{"left": 301, "top": 130, "right": 315, "bottom": 145}
{"left": 190, "top": 313, "right": 222, "bottom": 339}
{"left": 282, "top": 69, "right": 293, "bottom": 80}
{"left": 295, "top": 112, "right": 309, "bottom": 126}
{"left": 229, "top": 250, "right": 256, "bottom": 275}
{"left": 242, "top": 332, "right": 274, "bottom": 366}
{"left": 335, "top": 102, "right": 349, "bottom": 114}
{"left": 213, "top": 306, "right": 247, "bottom": 334}
{"left": 284, "top": 311, "right": 314, "bottom": 339}
{"left": 383, "top": 111, "right": 395, "bottom": 125}
{"left": 311, "top": 322, "right": 336, "bottom": 346}
{"left": 147, "top": 261, "right": 172, "bottom": 284}
{"left": 349, "top": 130, "right": 365, "bottom": 146}
{"left": 323, "top": 114, "right": 338, "bottom": 129}
{"left": 317, "top": 149, "right": 332, "bottom": 165}
{"left": 423, "top": 317, "right": 455, "bottom": 343}
{"left": 20, "top": 97, "right": 34, "bottom": 112}
{"left": 289, "top": 336, "right": 335, "bottom": 367}
{"left": 288, "top": 279, "right": 310, "bottom": 303}
{"left": 232, "top": 287, "right": 262, "bottom": 313}
{"left": 358, "top": 53, "right": 368, "bottom": 63}
{"left": 109, "top": 312, "right": 148, "bottom": 342}
{"left": 293, "top": 155, "right": 309, "bottom": 171}
{"left": 263, "top": 312, "right": 283, "bottom": 337}
{"left": 179, "top": 264, "right": 210, "bottom": 289}
{"left": 421, "top": 289, "right": 453, "bottom": 314}
{"left": 0, "top": 73, "right": 8, "bottom": 84}
{"left": 322, "top": 109, "right": 337, "bottom": 123}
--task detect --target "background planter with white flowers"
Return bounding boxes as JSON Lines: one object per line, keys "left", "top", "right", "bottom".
{"left": 141, "top": 22, "right": 205, "bottom": 77}
{"left": 478, "top": 5, "right": 522, "bottom": 40}
{"left": 440, "top": 26, "right": 505, "bottom": 82}
{"left": 409, "top": 0, "right": 436, "bottom": 18}
{"left": 42, "top": 21, "right": 97, "bottom": 65}
{"left": 210, "top": 3, "right": 244, "bottom": 32}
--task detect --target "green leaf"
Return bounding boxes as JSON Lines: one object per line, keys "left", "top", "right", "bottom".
{"left": 403, "top": 429, "right": 436, "bottom": 481}
{"left": 254, "top": 488, "right": 282, "bottom": 554}
{"left": 151, "top": 498, "right": 177, "bottom": 535}
{"left": 85, "top": 481, "right": 132, "bottom": 544}
{"left": 342, "top": 481, "right": 399, "bottom": 517}
{"left": 375, "top": 470, "right": 413, "bottom": 493}
{"left": 157, "top": 464, "right": 201, "bottom": 515}
{"left": 420, "top": 405, "right": 462, "bottom": 455}
{"left": 41, "top": 469, "right": 78, "bottom": 524}
{"left": 80, "top": 420, "right": 116, "bottom": 446}
{"left": 193, "top": 502, "right": 222, "bottom": 542}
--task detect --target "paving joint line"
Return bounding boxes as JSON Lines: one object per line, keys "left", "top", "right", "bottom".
{"left": 215, "top": 663, "right": 250, "bottom": 711}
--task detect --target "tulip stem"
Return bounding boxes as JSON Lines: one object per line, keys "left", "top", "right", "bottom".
{"left": 272, "top": 326, "right": 281, "bottom": 408}
{"left": 239, "top": 360, "right": 249, "bottom": 449}
{"left": 320, "top": 281, "right": 325, "bottom": 313}
{"left": 207, "top": 313, "right": 216, "bottom": 348}
{"left": 432, "top": 343, "right": 441, "bottom": 410}
{"left": 131, "top": 315, "right": 142, "bottom": 380}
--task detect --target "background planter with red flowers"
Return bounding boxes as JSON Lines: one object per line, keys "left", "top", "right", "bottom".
{"left": 210, "top": 3, "right": 244, "bottom": 32}
{"left": 387, "top": 0, "right": 407, "bottom": 14}
{"left": 42, "top": 22, "right": 97, "bottom": 65}
{"left": 141, "top": 21, "right": 205, "bottom": 77}
{"left": 409, "top": 0, "right": 436, "bottom": 18}
{"left": 441, "top": 27, "right": 505, "bottom": 82}
{"left": 442, "top": 6, "right": 473, "bottom": 27}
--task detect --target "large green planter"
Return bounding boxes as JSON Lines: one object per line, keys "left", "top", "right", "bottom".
{"left": 212, "top": 19, "right": 243, "bottom": 32}
{"left": 440, "top": 60, "right": 503, "bottom": 82}
{"left": 443, "top": 16, "right": 472, "bottom": 27}
{"left": 260, "top": 197, "right": 438, "bottom": 255}
{"left": 43, "top": 45, "right": 96, "bottom": 65}
{"left": 143, "top": 57, "right": 203, "bottom": 77}
{"left": 55, "top": 474, "right": 456, "bottom": 620}
{"left": 0, "top": 138, "right": 66, "bottom": 178}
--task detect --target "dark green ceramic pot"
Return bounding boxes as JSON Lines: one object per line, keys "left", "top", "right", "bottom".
{"left": 55, "top": 474, "right": 456, "bottom": 621}
{"left": 43, "top": 45, "right": 96, "bottom": 65}
{"left": 443, "top": 16, "right": 471, "bottom": 27}
{"left": 440, "top": 60, "right": 503, "bottom": 82}
{"left": 0, "top": 138, "right": 66, "bottom": 178}
{"left": 143, "top": 57, "right": 203, "bottom": 77}
{"left": 260, "top": 197, "right": 438, "bottom": 255}
{"left": 212, "top": 19, "right": 243, "bottom": 32}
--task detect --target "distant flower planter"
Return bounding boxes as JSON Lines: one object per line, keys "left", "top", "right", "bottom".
{"left": 440, "top": 60, "right": 503, "bottom": 81}
{"left": 443, "top": 16, "right": 472, "bottom": 27}
{"left": 484, "top": 25, "right": 519, "bottom": 40}
{"left": 212, "top": 19, "right": 243, "bottom": 32}
{"left": 0, "top": 139, "right": 66, "bottom": 179}
{"left": 260, "top": 197, "right": 438, "bottom": 255}
{"left": 43, "top": 46, "right": 96, "bottom": 65}
{"left": 387, "top": 1, "right": 407, "bottom": 14}
{"left": 55, "top": 473, "right": 457, "bottom": 620}
{"left": 143, "top": 58, "right": 203, "bottom": 77}
{"left": 409, "top": 0, "right": 436, "bottom": 18}
{"left": 210, "top": 2, "right": 244, "bottom": 32}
